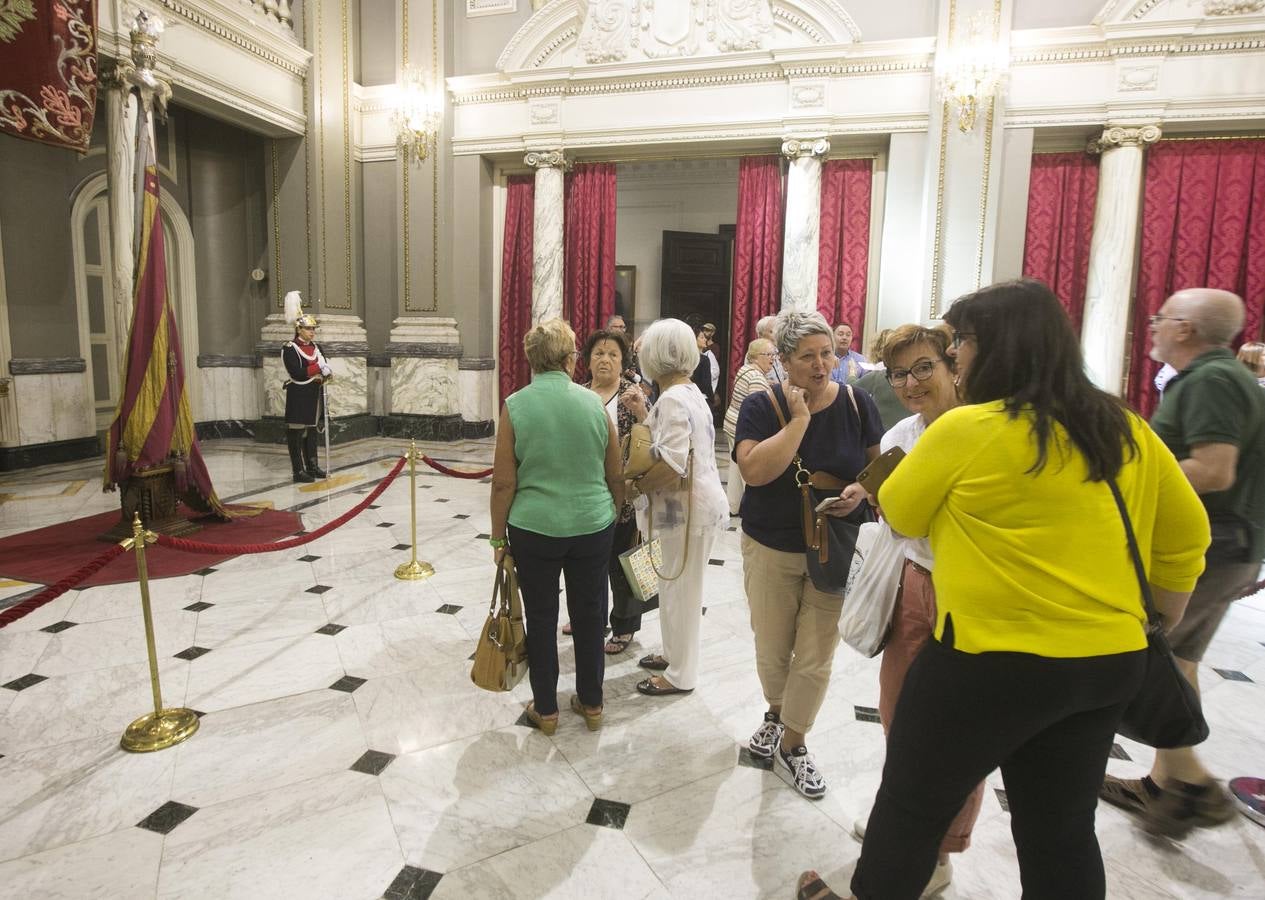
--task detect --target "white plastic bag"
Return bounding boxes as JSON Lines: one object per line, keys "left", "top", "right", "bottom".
{"left": 839, "top": 520, "right": 905, "bottom": 657}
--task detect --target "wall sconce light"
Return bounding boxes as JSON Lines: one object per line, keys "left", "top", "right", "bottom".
{"left": 393, "top": 65, "right": 442, "bottom": 165}
{"left": 936, "top": 11, "right": 1008, "bottom": 133}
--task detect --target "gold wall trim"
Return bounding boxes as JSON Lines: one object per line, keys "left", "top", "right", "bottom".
{"left": 338, "top": 0, "right": 353, "bottom": 310}
{"left": 929, "top": 98, "right": 950, "bottom": 319}
{"left": 317, "top": 0, "right": 328, "bottom": 309}
{"left": 1159, "top": 133, "right": 1265, "bottom": 141}
{"left": 303, "top": 76, "right": 313, "bottom": 301}
{"left": 975, "top": 95, "right": 996, "bottom": 290}
{"left": 427, "top": 153, "right": 439, "bottom": 313}
{"left": 271, "top": 140, "right": 282, "bottom": 308}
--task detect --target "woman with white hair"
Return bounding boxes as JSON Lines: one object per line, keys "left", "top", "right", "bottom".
{"left": 620, "top": 319, "right": 728, "bottom": 696}
{"left": 723, "top": 338, "right": 777, "bottom": 515}
{"left": 735, "top": 310, "right": 883, "bottom": 799}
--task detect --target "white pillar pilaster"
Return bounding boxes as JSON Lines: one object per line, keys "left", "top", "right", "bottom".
{"left": 780, "top": 137, "right": 829, "bottom": 314}
{"left": 526, "top": 150, "right": 567, "bottom": 324}
{"left": 1081, "top": 124, "right": 1161, "bottom": 394}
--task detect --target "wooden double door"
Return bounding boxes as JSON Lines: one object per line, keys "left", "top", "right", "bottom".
{"left": 659, "top": 229, "right": 734, "bottom": 425}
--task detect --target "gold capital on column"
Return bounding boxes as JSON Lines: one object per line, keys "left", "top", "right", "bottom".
{"left": 1090, "top": 124, "right": 1162, "bottom": 154}
{"left": 781, "top": 138, "right": 830, "bottom": 160}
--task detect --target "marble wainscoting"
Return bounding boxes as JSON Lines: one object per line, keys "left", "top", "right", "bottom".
{"left": 1, "top": 359, "right": 99, "bottom": 470}
{"left": 382, "top": 317, "right": 464, "bottom": 441}
{"left": 196, "top": 357, "right": 261, "bottom": 440}
{"left": 368, "top": 355, "right": 390, "bottom": 417}
{"left": 457, "top": 358, "right": 494, "bottom": 438}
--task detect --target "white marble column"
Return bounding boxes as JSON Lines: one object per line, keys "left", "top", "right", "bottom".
{"left": 1081, "top": 123, "right": 1161, "bottom": 394}
{"left": 105, "top": 87, "right": 139, "bottom": 347}
{"left": 780, "top": 137, "right": 829, "bottom": 313}
{"left": 526, "top": 150, "right": 567, "bottom": 324}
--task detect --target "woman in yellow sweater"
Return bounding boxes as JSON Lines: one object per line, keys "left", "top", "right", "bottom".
{"left": 798, "top": 280, "right": 1209, "bottom": 900}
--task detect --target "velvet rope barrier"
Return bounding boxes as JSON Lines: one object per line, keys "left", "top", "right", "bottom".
{"left": 0, "top": 543, "right": 129, "bottom": 629}
{"left": 153, "top": 455, "right": 408, "bottom": 555}
{"left": 420, "top": 456, "right": 493, "bottom": 479}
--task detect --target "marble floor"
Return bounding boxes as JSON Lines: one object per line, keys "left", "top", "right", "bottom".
{"left": 0, "top": 438, "right": 1262, "bottom": 899}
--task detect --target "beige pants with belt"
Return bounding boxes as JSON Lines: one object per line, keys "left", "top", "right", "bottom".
{"left": 741, "top": 532, "right": 843, "bottom": 735}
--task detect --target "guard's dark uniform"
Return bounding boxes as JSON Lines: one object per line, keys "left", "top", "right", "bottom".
{"left": 282, "top": 338, "right": 327, "bottom": 482}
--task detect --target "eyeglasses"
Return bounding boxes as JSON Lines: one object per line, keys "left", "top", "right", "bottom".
{"left": 886, "top": 359, "right": 941, "bottom": 387}
{"left": 1148, "top": 315, "right": 1186, "bottom": 325}
{"left": 757, "top": 352, "right": 776, "bottom": 358}
{"left": 950, "top": 331, "right": 975, "bottom": 349}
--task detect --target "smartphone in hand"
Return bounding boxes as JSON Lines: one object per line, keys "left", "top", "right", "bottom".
{"left": 856, "top": 446, "right": 906, "bottom": 495}
{"left": 814, "top": 496, "right": 842, "bottom": 514}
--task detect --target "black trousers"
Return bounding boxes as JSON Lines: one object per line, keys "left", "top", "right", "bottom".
{"left": 608, "top": 516, "right": 642, "bottom": 636}
{"left": 508, "top": 521, "right": 615, "bottom": 715}
{"left": 852, "top": 623, "right": 1146, "bottom": 900}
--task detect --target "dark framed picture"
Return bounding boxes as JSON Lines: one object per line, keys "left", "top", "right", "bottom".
{"left": 614, "top": 265, "right": 636, "bottom": 325}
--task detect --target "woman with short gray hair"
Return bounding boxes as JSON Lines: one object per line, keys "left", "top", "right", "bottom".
{"left": 621, "top": 319, "right": 728, "bottom": 697}
{"left": 734, "top": 309, "right": 883, "bottom": 798}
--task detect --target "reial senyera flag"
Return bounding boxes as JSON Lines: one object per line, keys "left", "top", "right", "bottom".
{"left": 103, "top": 108, "right": 229, "bottom": 519}
{"left": 0, "top": 0, "right": 98, "bottom": 152}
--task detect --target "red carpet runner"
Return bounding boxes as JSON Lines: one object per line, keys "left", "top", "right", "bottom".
{"left": 0, "top": 507, "right": 303, "bottom": 589}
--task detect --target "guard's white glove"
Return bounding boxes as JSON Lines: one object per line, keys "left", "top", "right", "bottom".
{"left": 320, "top": 365, "right": 332, "bottom": 377}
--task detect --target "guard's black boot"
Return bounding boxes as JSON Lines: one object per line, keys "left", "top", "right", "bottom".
{"left": 288, "top": 430, "right": 314, "bottom": 483}
{"left": 304, "top": 429, "right": 327, "bottom": 479}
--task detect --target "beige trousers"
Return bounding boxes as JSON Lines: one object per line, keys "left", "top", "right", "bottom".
{"left": 741, "top": 532, "right": 843, "bottom": 735}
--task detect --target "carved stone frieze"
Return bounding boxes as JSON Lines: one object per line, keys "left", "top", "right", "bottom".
{"left": 1204, "top": 0, "right": 1265, "bottom": 14}
{"left": 576, "top": 0, "right": 775, "bottom": 65}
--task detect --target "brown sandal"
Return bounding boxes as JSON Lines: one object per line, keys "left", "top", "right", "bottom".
{"left": 638, "top": 654, "right": 669, "bottom": 670}
{"left": 605, "top": 633, "right": 634, "bottom": 655}
{"left": 796, "top": 870, "right": 844, "bottom": 900}
{"left": 569, "top": 694, "right": 603, "bottom": 731}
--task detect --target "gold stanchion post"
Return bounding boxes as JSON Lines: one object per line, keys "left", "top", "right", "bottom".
{"left": 120, "top": 513, "right": 200, "bottom": 753}
{"left": 395, "top": 440, "right": 435, "bottom": 581}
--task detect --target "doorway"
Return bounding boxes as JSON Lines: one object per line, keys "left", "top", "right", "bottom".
{"left": 659, "top": 229, "right": 733, "bottom": 425}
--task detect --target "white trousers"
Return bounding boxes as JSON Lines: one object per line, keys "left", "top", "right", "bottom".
{"left": 725, "top": 435, "right": 745, "bottom": 516}
{"left": 658, "top": 527, "right": 718, "bottom": 691}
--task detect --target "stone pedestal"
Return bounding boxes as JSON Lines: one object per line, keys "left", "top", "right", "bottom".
{"left": 255, "top": 313, "right": 373, "bottom": 443}
{"left": 458, "top": 358, "right": 496, "bottom": 438}
{"left": 383, "top": 317, "right": 463, "bottom": 440}
{"left": 780, "top": 138, "right": 829, "bottom": 313}
{"left": 1081, "top": 124, "right": 1161, "bottom": 394}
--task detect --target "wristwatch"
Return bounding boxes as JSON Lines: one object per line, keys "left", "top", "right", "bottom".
{"left": 488, "top": 537, "right": 508, "bottom": 549}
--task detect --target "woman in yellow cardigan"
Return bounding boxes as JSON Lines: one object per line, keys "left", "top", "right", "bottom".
{"left": 798, "top": 280, "right": 1209, "bottom": 900}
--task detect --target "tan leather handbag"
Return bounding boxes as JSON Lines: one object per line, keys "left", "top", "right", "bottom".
{"left": 622, "top": 422, "right": 687, "bottom": 493}
{"left": 470, "top": 555, "right": 528, "bottom": 692}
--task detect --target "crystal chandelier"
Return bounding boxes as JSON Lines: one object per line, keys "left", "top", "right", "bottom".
{"left": 936, "top": 11, "right": 1008, "bottom": 133}
{"left": 394, "top": 65, "right": 442, "bottom": 165}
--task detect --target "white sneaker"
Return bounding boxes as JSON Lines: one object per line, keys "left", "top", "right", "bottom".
{"left": 921, "top": 860, "right": 952, "bottom": 898}
{"left": 778, "top": 744, "right": 827, "bottom": 799}
{"left": 852, "top": 816, "right": 867, "bottom": 841}
{"left": 747, "top": 712, "right": 784, "bottom": 759}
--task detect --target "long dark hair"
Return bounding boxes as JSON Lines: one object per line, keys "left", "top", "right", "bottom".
{"left": 944, "top": 279, "right": 1136, "bottom": 481}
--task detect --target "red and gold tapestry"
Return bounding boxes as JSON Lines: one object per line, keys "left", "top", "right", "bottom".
{"left": 0, "top": 0, "right": 98, "bottom": 152}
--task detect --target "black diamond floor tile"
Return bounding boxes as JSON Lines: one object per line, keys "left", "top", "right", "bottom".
{"left": 316, "top": 623, "right": 347, "bottom": 636}
{"left": 586, "top": 797, "right": 632, "bottom": 829}
{"left": 137, "top": 801, "right": 198, "bottom": 835}
{"left": 306, "top": 584, "right": 333, "bottom": 595}
{"left": 475, "top": 533, "right": 491, "bottom": 540}
{"left": 701, "top": 607, "right": 708, "bottom": 616}
{"left": 174, "top": 646, "right": 212, "bottom": 661}
{"left": 383, "top": 865, "right": 443, "bottom": 900}
{"left": 434, "top": 498, "right": 450, "bottom": 503}
{"left": 191, "top": 709, "right": 207, "bottom": 718}
{"left": 453, "top": 514, "right": 470, "bottom": 519}
{"left": 854, "top": 705, "right": 881, "bottom": 724}
{"left": 513, "top": 710, "right": 536, "bottom": 729}
{"left": 330, "top": 675, "right": 367, "bottom": 693}
{"left": 376, "top": 522, "right": 395, "bottom": 528}
{"left": 1109, "top": 743, "right": 1131, "bottom": 761}
{"left": 708, "top": 559, "right": 725, "bottom": 566}
{"left": 737, "top": 747, "right": 774, "bottom": 771}
{"left": 184, "top": 601, "right": 214, "bottom": 612}
{"left": 995, "top": 788, "right": 1009, "bottom": 812}
{"left": 194, "top": 567, "right": 218, "bottom": 576}
{"left": 39, "top": 620, "right": 78, "bottom": 633}
{"left": 298, "top": 554, "right": 321, "bottom": 562}
{"left": 350, "top": 749, "right": 397, "bottom": 776}
{"left": 726, "top": 526, "right": 738, "bottom": 532}
{"left": 468, "top": 651, "right": 476, "bottom": 661}
{"left": 392, "top": 543, "right": 412, "bottom": 551}
{"left": 368, "top": 504, "right": 381, "bottom": 509}
{"left": 1214, "top": 668, "right": 1253, "bottom": 682}
{"left": 436, "top": 604, "right": 462, "bottom": 615}
{"left": 2, "top": 673, "right": 47, "bottom": 692}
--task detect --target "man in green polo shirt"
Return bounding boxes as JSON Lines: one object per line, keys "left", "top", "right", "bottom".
{"left": 1102, "top": 288, "right": 1265, "bottom": 836}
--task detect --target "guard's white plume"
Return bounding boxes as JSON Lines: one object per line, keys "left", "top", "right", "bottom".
{"left": 284, "top": 291, "right": 303, "bottom": 327}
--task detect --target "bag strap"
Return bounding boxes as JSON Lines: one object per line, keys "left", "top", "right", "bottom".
{"left": 646, "top": 451, "right": 693, "bottom": 581}
{"left": 1106, "top": 478, "right": 1161, "bottom": 631}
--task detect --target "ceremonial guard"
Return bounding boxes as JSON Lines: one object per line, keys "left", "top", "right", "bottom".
{"left": 282, "top": 291, "right": 331, "bottom": 483}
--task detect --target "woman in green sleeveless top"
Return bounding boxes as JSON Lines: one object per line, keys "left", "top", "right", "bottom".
{"left": 490, "top": 319, "right": 624, "bottom": 734}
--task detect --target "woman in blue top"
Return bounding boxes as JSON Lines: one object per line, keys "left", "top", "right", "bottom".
{"left": 490, "top": 319, "right": 624, "bottom": 734}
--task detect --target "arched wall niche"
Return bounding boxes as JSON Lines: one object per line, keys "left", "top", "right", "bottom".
{"left": 496, "top": 0, "right": 863, "bottom": 72}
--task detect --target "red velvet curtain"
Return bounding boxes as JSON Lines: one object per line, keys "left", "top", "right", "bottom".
{"left": 1128, "top": 139, "right": 1265, "bottom": 416}
{"left": 498, "top": 175, "right": 535, "bottom": 401}
{"left": 1021, "top": 152, "right": 1099, "bottom": 332}
{"left": 730, "top": 156, "right": 784, "bottom": 388}
{"left": 564, "top": 163, "right": 618, "bottom": 366}
{"left": 817, "top": 158, "right": 873, "bottom": 343}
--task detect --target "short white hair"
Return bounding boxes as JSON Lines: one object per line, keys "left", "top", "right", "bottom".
{"left": 756, "top": 315, "right": 777, "bottom": 339}
{"left": 774, "top": 310, "right": 834, "bottom": 358}
{"left": 638, "top": 318, "right": 701, "bottom": 383}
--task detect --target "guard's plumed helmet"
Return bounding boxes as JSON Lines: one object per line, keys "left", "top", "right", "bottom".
{"left": 284, "top": 291, "right": 318, "bottom": 329}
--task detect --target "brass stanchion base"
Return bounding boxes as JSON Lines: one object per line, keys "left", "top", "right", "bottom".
{"left": 394, "top": 559, "right": 435, "bottom": 581}
{"left": 120, "top": 707, "right": 200, "bottom": 753}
